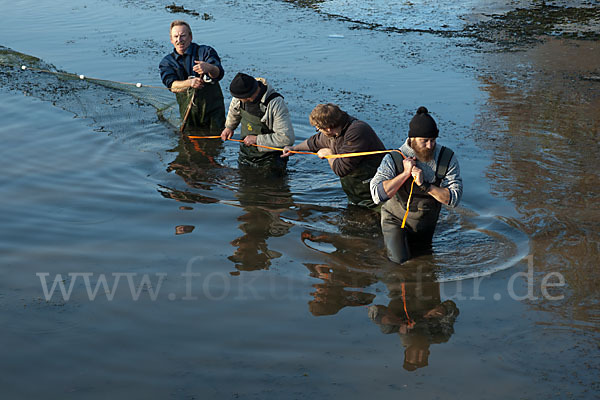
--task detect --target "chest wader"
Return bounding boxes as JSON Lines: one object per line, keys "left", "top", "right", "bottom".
{"left": 238, "top": 93, "right": 287, "bottom": 171}
{"left": 340, "top": 155, "right": 383, "bottom": 209}
{"left": 176, "top": 82, "right": 226, "bottom": 134}
{"left": 381, "top": 146, "right": 454, "bottom": 263}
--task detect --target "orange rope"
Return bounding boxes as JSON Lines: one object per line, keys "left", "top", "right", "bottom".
{"left": 187, "top": 136, "right": 317, "bottom": 155}
{"left": 401, "top": 282, "right": 416, "bottom": 328}
{"left": 187, "top": 136, "right": 406, "bottom": 158}
{"left": 186, "top": 135, "right": 417, "bottom": 224}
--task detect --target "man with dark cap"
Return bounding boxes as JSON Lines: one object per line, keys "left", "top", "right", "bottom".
{"left": 282, "top": 103, "right": 386, "bottom": 208}
{"left": 159, "top": 20, "right": 225, "bottom": 133}
{"left": 370, "top": 106, "right": 463, "bottom": 263}
{"left": 221, "top": 72, "right": 294, "bottom": 172}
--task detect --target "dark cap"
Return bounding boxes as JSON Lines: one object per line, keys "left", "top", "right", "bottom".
{"left": 408, "top": 106, "right": 439, "bottom": 138}
{"left": 229, "top": 72, "right": 258, "bottom": 99}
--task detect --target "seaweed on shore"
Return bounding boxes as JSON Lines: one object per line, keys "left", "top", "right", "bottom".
{"left": 280, "top": 1, "right": 599, "bottom": 51}
{"left": 463, "top": 4, "right": 600, "bottom": 49}
{"left": 165, "top": 3, "right": 213, "bottom": 20}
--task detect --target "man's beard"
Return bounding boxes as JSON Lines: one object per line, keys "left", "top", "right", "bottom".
{"left": 413, "top": 146, "right": 434, "bottom": 162}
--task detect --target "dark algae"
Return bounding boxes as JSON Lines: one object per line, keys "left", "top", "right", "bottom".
{"left": 165, "top": 3, "right": 213, "bottom": 20}
{"left": 464, "top": 3, "right": 600, "bottom": 48}
{"left": 281, "top": 0, "right": 600, "bottom": 50}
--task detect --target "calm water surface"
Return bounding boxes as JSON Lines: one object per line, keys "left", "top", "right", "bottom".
{"left": 0, "top": 0, "right": 598, "bottom": 398}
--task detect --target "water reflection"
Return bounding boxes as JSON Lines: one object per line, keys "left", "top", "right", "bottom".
{"left": 166, "top": 131, "right": 224, "bottom": 188}
{"left": 300, "top": 231, "right": 380, "bottom": 316}
{"left": 368, "top": 267, "right": 460, "bottom": 371}
{"left": 305, "top": 263, "right": 376, "bottom": 316}
{"left": 476, "top": 38, "right": 600, "bottom": 322}
{"left": 228, "top": 169, "right": 294, "bottom": 271}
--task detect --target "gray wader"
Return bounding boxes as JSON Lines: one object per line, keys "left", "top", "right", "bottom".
{"left": 177, "top": 82, "right": 225, "bottom": 134}
{"left": 340, "top": 155, "right": 383, "bottom": 209}
{"left": 381, "top": 146, "right": 454, "bottom": 263}
{"left": 238, "top": 93, "right": 288, "bottom": 172}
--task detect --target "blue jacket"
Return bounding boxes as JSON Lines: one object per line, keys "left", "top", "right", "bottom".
{"left": 159, "top": 42, "right": 224, "bottom": 88}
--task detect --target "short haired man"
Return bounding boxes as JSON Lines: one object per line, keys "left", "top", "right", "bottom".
{"left": 282, "top": 103, "right": 386, "bottom": 208}
{"left": 159, "top": 20, "right": 225, "bottom": 133}
{"left": 370, "top": 106, "right": 463, "bottom": 263}
{"left": 221, "top": 72, "right": 295, "bottom": 173}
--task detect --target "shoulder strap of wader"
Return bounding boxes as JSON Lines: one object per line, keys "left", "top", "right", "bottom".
{"left": 240, "top": 92, "right": 282, "bottom": 112}
{"left": 264, "top": 92, "right": 282, "bottom": 106}
{"left": 390, "top": 151, "right": 405, "bottom": 176}
{"left": 435, "top": 146, "right": 454, "bottom": 182}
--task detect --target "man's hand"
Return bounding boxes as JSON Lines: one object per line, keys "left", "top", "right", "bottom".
{"left": 281, "top": 146, "right": 295, "bottom": 157}
{"left": 411, "top": 166, "right": 424, "bottom": 186}
{"left": 243, "top": 135, "right": 257, "bottom": 146}
{"left": 402, "top": 157, "right": 416, "bottom": 174}
{"left": 188, "top": 77, "right": 204, "bottom": 89}
{"left": 317, "top": 148, "right": 334, "bottom": 159}
{"left": 193, "top": 61, "right": 216, "bottom": 77}
{"left": 221, "top": 128, "right": 234, "bottom": 141}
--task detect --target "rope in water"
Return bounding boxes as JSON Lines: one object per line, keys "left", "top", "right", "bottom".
{"left": 187, "top": 135, "right": 417, "bottom": 225}
{"left": 13, "top": 64, "right": 168, "bottom": 90}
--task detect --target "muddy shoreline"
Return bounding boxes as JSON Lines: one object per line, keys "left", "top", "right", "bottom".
{"left": 283, "top": 0, "right": 600, "bottom": 48}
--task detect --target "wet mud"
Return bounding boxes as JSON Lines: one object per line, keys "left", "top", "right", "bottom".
{"left": 283, "top": 0, "right": 600, "bottom": 49}
{"left": 464, "top": 3, "right": 600, "bottom": 48}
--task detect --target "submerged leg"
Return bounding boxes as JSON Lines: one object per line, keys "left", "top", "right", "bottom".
{"left": 381, "top": 215, "right": 411, "bottom": 264}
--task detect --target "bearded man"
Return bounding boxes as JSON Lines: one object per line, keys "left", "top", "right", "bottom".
{"left": 370, "top": 106, "right": 463, "bottom": 264}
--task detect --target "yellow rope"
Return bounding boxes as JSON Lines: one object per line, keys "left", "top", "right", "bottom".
{"left": 187, "top": 135, "right": 418, "bottom": 226}
{"left": 401, "top": 179, "right": 415, "bottom": 229}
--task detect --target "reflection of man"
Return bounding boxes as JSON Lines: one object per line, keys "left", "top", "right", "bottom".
{"left": 282, "top": 103, "right": 385, "bottom": 208}
{"left": 221, "top": 72, "right": 294, "bottom": 173}
{"left": 228, "top": 171, "right": 293, "bottom": 271}
{"left": 166, "top": 134, "right": 224, "bottom": 188}
{"left": 370, "top": 106, "right": 462, "bottom": 263}
{"left": 368, "top": 268, "right": 460, "bottom": 371}
{"left": 305, "top": 263, "right": 376, "bottom": 317}
{"left": 159, "top": 20, "right": 225, "bottom": 133}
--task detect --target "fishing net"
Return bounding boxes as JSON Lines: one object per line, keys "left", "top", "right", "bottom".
{"left": 0, "top": 45, "right": 181, "bottom": 134}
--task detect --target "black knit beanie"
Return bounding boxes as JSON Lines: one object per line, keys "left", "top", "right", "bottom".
{"left": 408, "top": 106, "right": 439, "bottom": 138}
{"left": 229, "top": 72, "right": 258, "bottom": 99}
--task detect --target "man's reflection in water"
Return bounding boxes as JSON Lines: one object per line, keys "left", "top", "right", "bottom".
{"left": 368, "top": 267, "right": 459, "bottom": 371}
{"left": 301, "top": 231, "right": 382, "bottom": 316}
{"left": 167, "top": 129, "right": 224, "bottom": 187}
{"left": 305, "top": 263, "right": 376, "bottom": 316}
{"left": 228, "top": 168, "right": 293, "bottom": 272}
{"left": 160, "top": 131, "right": 225, "bottom": 236}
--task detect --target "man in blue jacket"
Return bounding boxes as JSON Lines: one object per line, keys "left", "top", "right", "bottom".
{"left": 159, "top": 20, "right": 225, "bottom": 133}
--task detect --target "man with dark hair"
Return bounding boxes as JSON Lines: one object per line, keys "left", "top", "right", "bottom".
{"left": 370, "top": 106, "right": 463, "bottom": 264}
{"left": 282, "top": 103, "right": 386, "bottom": 208}
{"left": 221, "top": 72, "right": 294, "bottom": 173}
{"left": 159, "top": 20, "right": 225, "bottom": 133}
